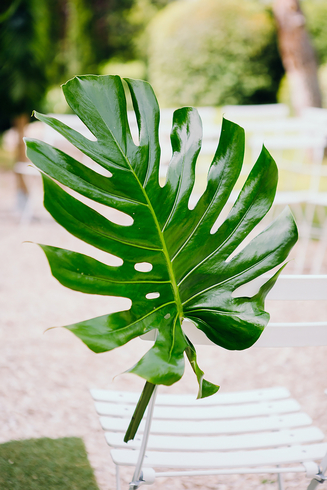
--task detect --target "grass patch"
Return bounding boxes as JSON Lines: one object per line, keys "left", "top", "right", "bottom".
{"left": 0, "top": 437, "right": 100, "bottom": 490}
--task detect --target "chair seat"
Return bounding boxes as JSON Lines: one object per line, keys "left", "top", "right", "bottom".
{"left": 91, "top": 386, "right": 291, "bottom": 405}
{"left": 107, "top": 427, "right": 324, "bottom": 452}
{"left": 90, "top": 387, "right": 326, "bottom": 477}
{"left": 111, "top": 443, "right": 327, "bottom": 470}
{"left": 95, "top": 398, "right": 301, "bottom": 420}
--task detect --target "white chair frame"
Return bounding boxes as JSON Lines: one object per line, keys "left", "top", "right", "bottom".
{"left": 222, "top": 103, "right": 290, "bottom": 121}
{"left": 249, "top": 132, "right": 327, "bottom": 274}
{"left": 90, "top": 275, "right": 327, "bottom": 490}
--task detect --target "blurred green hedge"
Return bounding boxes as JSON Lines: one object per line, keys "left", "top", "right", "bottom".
{"left": 146, "top": 0, "right": 284, "bottom": 107}
{"left": 303, "top": 1, "right": 327, "bottom": 65}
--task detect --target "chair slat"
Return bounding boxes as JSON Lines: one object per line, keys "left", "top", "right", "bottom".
{"left": 178, "top": 320, "right": 327, "bottom": 348}
{"left": 106, "top": 426, "right": 324, "bottom": 452}
{"left": 236, "top": 275, "right": 327, "bottom": 301}
{"left": 94, "top": 398, "right": 300, "bottom": 420}
{"left": 100, "top": 412, "right": 312, "bottom": 435}
{"left": 256, "top": 323, "right": 327, "bottom": 347}
{"left": 111, "top": 443, "right": 327, "bottom": 469}
{"left": 90, "top": 386, "right": 290, "bottom": 406}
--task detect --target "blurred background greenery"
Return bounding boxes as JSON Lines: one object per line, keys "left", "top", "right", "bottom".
{"left": 1, "top": 0, "right": 327, "bottom": 168}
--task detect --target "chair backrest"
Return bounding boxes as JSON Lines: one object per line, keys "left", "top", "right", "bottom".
{"left": 249, "top": 132, "right": 327, "bottom": 194}
{"left": 222, "top": 103, "right": 290, "bottom": 122}
{"left": 301, "top": 107, "right": 327, "bottom": 125}
{"left": 141, "top": 275, "right": 327, "bottom": 348}
{"left": 220, "top": 111, "right": 327, "bottom": 197}
{"left": 247, "top": 123, "right": 327, "bottom": 275}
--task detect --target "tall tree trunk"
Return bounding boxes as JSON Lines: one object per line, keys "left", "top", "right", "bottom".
{"left": 273, "top": 0, "right": 322, "bottom": 115}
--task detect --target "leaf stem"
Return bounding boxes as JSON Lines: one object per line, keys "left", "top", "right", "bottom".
{"left": 124, "top": 381, "right": 156, "bottom": 442}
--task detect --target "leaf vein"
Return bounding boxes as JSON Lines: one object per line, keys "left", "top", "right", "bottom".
{"left": 182, "top": 247, "right": 278, "bottom": 307}
{"left": 178, "top": 185, "right": 264, "bottom": 287}
{"left": 104, "top": 301, "right": 177, "bottom": 335}
{"left": 171, "top": 158, "right": 226, "bottom": 262}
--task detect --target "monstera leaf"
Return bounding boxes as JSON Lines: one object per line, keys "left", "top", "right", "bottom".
{"left": 25, "top": 75, "right": 298, "bottom": 440}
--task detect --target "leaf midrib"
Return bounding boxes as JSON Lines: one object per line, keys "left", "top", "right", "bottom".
{"left": 73, "top": 301, "right": 177, "bottom": 336}
{"left": 104, "top": 124, "right": 184, "bottom": 320}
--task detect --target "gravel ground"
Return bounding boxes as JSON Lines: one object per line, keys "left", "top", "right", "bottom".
{"left": 1, "top": 170, "right": 327, "bottom": 490}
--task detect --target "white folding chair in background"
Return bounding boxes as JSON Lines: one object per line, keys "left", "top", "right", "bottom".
{"left": 12, "top": 114, "right": 94, "bottom": 224}
{"left": 196, "top": 107, "right": 327, "bottom": 272}
{"left": 219, "top": 105, "right": 327, "bottom": 273}
{"left": 300, "top": 107, "right": 327, "bottom": 128}
{"left": 90, "top": 275, "right": 327, "bottom": 490}
{"left": 13, "top": 160, "right": 40, "bottom": 224}
{"left": 298, "top": 107, "right": 327, "bottom": 273}
{"left": 222, "top": 103, "right": 290, "bottom": 122}
{"left": 249, "top": 129, "right": 327, "bottom": 274}
{"left": 15, "top": 113, "right": 111, "bottom": 223}
{"left": 157, "top": 107, "right": 221, "bottom": 178}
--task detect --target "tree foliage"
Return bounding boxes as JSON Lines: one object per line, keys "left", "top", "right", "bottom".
{"left": 146, "top": 0, "right": 284, "bottom": 107}
{"left": 0, "top": 0, "right": 53, "bottom": 131}
{"left": 0, "top": 0, "right": 174, "bottom": 132}
{"left": 302, "top": 1, "right": 327, "bottom": 66}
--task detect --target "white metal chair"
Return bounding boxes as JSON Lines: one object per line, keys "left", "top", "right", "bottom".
{"left": 186, "top": 110, "right": 327, "bottom": 273}
{"left": 249, "top": 131, "right": 327, "bottom": 274}
{"left": 300, "top": 107, "right": 327, "bottom": 127}
{"left": 222, "top": 103, "right": 290, "bottom": 122}
{"left": 90, "top": 275, "right": 327, "bottom": 490}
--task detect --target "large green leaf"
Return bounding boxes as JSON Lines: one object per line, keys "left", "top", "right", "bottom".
{"left": 25, "top": 74, "right": 297, "bottom": 404}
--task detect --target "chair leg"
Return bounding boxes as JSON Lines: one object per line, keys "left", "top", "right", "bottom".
{"left": 306, "top": 450, "right": 327, "bottom": 490}
{"left": 116, "top": 465, "right": 121, "bottom": 490}
{"left": 277, "top": 471, "right": 284, "bottom": 490}
{"left": 129, "top": 386, "right": 158, "bottom": 490}
{"left": 307, "top": 479, "right": 321, "bottom": 490}
{"left": 311, "top": 217, "right": 327, "bottom": 274}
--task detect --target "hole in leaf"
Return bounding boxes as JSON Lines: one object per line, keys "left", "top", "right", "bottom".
{"left": 86, "top": 162, "right": 113, "bottom": 178}
{"left": 127, "top": 109, "right": 139, "bottom": 145}
{"left": 164, "top": 313, "right": 171, "bottom": 319}
{"left": 56, "top": 238, "right": 124, "bottom": 268}
{"left": 67, "top": 189, "right": 134, "bottom": 226}
{"left": 80, "top": 155, "right": 113, "bottom": 178}
{"left": 108, "top": 209, "right": 133, "bottom": 226}
{"left": 146, "top": 292, "right": 160, "bottom": 300}
{"left": 134, "top": 262, "right": 153, "bottom": 272}
{"left": 210, "top": 217, "right": 220, "bottom": 235}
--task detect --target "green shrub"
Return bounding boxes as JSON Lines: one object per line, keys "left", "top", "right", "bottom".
{"left": 302, "top": 1, "right": 327, "bottom": 65}
{"left": 146, "top": 0, "right": 283, "bottom": 107}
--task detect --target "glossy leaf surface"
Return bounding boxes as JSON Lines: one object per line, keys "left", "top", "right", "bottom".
{"left": 25, "top": 75, "right": 298, "bottom": 399}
